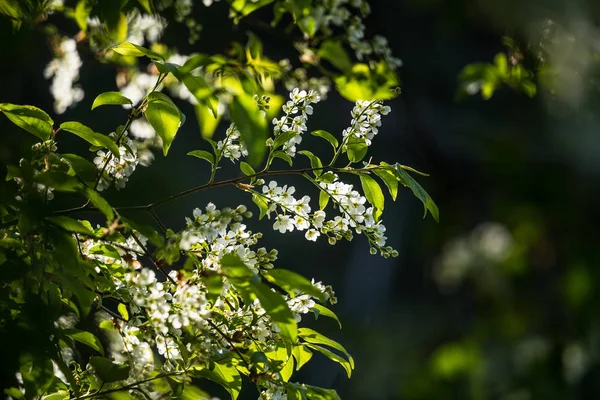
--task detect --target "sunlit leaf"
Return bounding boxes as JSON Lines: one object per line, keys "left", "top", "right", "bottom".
{"left": 91, "top": 91, "right": 133, "bottom": 109}
{"left": 60, "top": 121, "right": 120, "bottom": 156}
{"left": 0, "top": 103, "right": 53, "bottom": 140}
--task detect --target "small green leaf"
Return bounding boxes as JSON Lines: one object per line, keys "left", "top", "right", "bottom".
{"left": 0, "top": 103, "right": 53, "bottom": 140}
{"left": 136, "top": 0, "right": 154, "bottom": 13}
{"left": 298, "top": 328, "right": 354, "bottom": 368}
{"left": 111, "top": 42, "right": 163, "bottom": 60}
{"left": 292, "top": 344, "right": 313, "bottom": 371}
{"left": 187, "top": 150, "right": 214, "bottom": 165}
{"left": 84, "top": 188, "right": 114, "bottom": 222}
{"left": 272, "top": 151, "right": 293, "bottom": 166}
{"left": 91, "top": 91, "right": 133, "bottom": 109}
{"left": 346, "top": 137, "right": 368, "bottom": 163}
{"left": 298, "top": 150, "right": 323, "bottom": 177}
{"left": 398, "top": 164, "right": 430, "bottom": 176}
{"left": 319, "top": 190, "right": 330, "bottom": 210}
{"left": 240, "top": 161, "right": 255, "bottom": 176}
{"left": 229, "top": 94, "right": 268, "bottom": 167}
{"left": 312, "top": 304, "right": 342, "bottom": 328}
{"left": 305, "top": 343, "right": 353, "bottom": 378}
{"left": 311, "top": 130, "right": 339, "bottom": 151}
{"left": 117, "top": 303, "right": 129, "bottom": 321}
{"left": 64, "top": 329, "right": 104, "bottom": 355}
{"left": 45, "top": 216, "right": 95, "bottom": 236}
{"left": 373, "top": 168, "right": 398, "bottom": 200}
{"left": 359, "top": 174, "right": 385, "bottom": 212}
{"left": 264, "top": 269, "right": 326, "bottom": 302}
{"left": 145, "top": 92, "right": 183, "bottom": 155}
{"left": 89, "top": 357, "right": 130, "bottom": 383}
{"left": 60, "top": 122, "right": 120, "bottom": 156}
{"left": 394, "top": 164, "right": 439, "bottom": 222}
{"left": 273, "top": 131, "right": 297, "bottom": 150}
{"left": 252, "top": 193, "right": 269, "bottom": 220}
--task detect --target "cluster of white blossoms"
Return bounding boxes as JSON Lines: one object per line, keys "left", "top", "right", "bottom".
{"left": 218, "top": 124, "right": 249, "bottom": 162}
{"left": 258, "top": 176, "right": 396, "bottom": 256}
{"left": 43, "top": 38, "right": 84, "bottom": 114}
{"left": 120, "top": 72, "right": 158, "bottom": 107}
{"left": 269, "top": 88, "right": 321, "bottom": 157}
{"left": 342, "top": 100, "right": 391, "bottom": 147}
{"left": 126, "top": 12, "right": 167, "bottom": 46}
{"left": 93, "top": 133, "right": 139, "bottom": 191}
{"left": 179, "top": 203, "right": 278, "bottom": 273}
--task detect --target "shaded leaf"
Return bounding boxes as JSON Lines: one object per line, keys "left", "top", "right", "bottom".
{"left": 64, "top": 329, "right": 104, "bottom": 355}
{"left": 0, "top": 103, "right": 53, "bottom": 140}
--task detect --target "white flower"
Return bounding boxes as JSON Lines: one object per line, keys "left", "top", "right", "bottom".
{"left": 44, "top": 38, "right": 84, "bottom": 114}
{"left": 273, "top": 215, "right": 294, "bottom": 233}
{"left": 305, "top": 229, "right": 320, "bottom": 241}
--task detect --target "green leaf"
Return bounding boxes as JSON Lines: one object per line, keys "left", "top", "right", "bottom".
{"left": 111, "top": 42, "right": 163, "bottom": 60}
{"left": 229, "top": 94, "right": 268, "bottom": 167}
{"left": 84, "top": 188, "right": 114, "bottom": 222}
{"left": 220, "top": 253, "right": 255, "bottom": 279}
{"left": 319, "top": 190, "right": 330, "bottom": 210}
{"left": 394, "top": 164, "right": 439, "bottom": 222}
{"left": 359, "top": 174, "right": 385, "bottom": 212}
{"left": 253, "top": 282, "right": 297, "bottom": 343}
{"left": 187, "top": 150, "right": 214, "bottom": 165}
{"left": 62, "top": 153, "right": 98, "bottom": 186}
{"left": 240, "top": 161, "right": 255, "bottom": 176}
{"left": 298, "top": 150, "right": 323, "bottom": 177}
{"left": 373, "top": 168, "right": 398, "bottom": 200}
{"left": 194, "top": 102, "right": 221, "bottom": 138}
{"left": 318, "top": 40, "right": 352, "bottom": 72}
{"left": 91, "top": 91, "right": 133, "bottom": 109}
{"left": 230, "top": 0, "right": 275, "bottom": 18}
{"left": 64, "top": 329, "right": 104, "bottom": 355}
{"left": 273, "top": 131, "right": 297, "bottom": 150}
{"left": 89, "top": 357, "right": 130, "bottom": 383}
{"left": 73, "top": 0, "right": 92, "bottom": 30}
{"left": 264, "top": 269, "right": 325, "bottom": 302}
{"left": 306, "top": 342, "right": 353, "bottom": 377}
{"left": 252, "top": 193, "right": 269, "bottom": 220}
{"left": 272, "top": 151, "right": 293, "bottom": 166}
{"left": 334, "top": 62, "right": 400, "bottom": 102}
{"left": 35, "top": 172, "right": 83, "bottom": 192}
{"left": 312, "top": 304, "right": 342, "bottom": 328}
{"left": 117, "top": 303, "right": 129, "bottom": 321}
{"left": 346, "top": 137, "right": 368, "bottom": 163}
{"left": 45, "top": 216, "right": 95, "bottom": 236}
{"left": 299, "top": 327, "right": 354, "bottom": 369}
{"left": 292, "top": 344, "right": 313, "bottom": 371}
{"left": 311, "top": 130, "right": 339, "bottom": 151}
{"left": 0, "top": 103, "right": 53, "bottom": 140}
{"left": 60, "top": 121, "right": 120, "bottom": 156}
{"left": 191, "top": 362, "right": 242, "bottom": 400}
{"left": 145, "top": 92, "right": 183, "bottom": 155}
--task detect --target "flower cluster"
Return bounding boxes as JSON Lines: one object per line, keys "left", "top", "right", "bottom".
{"left": 342, "top": 100, "right": 391, "bottom": 147}
{"left": 93, "top": 133, "right": 139, "bottom": 191}
{"left": 258, "top": 177, "right": 397, "bottom": 256}
{"left": 217, "top": 124, "right": 248, "bottom": 162}
{"left": 269, "top": 88, "right": 321, "bottom": 157}
{"left": 127, "top": 12, "right": 167, "bottom": 46}
{"left": 43, "top": 38, "right": 84, "bottom": 114}
{"left": 180, "top": 203, "right": 278, "bottom": 272}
